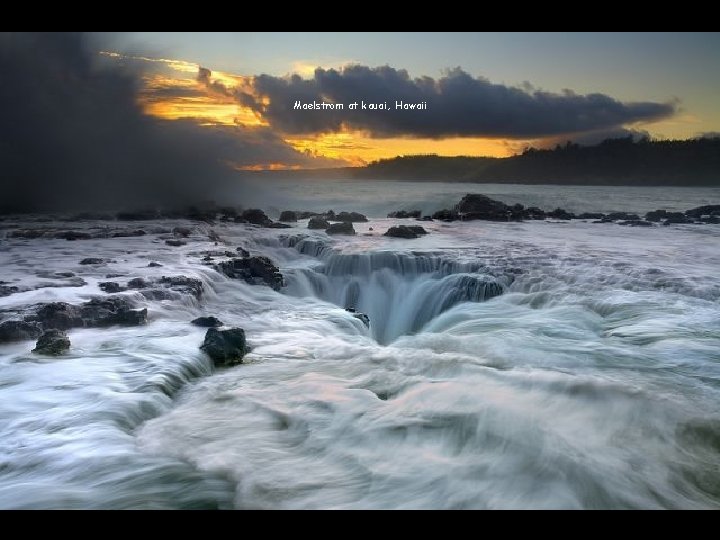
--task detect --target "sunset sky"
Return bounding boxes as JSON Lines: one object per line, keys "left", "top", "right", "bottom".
{"left": 91, "top": 32, "right": 720, "bottom": 169}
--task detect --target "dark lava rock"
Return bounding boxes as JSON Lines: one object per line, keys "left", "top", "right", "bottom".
{"left": 619, "top": 220, "right": 653, "bottom": 227}
{"left": 200, "top": 328, "right": 247, "bottom": 366}
{"left": 547, "top": 208, "right": 576, "bottom": 220}
{"left": 35, "top": 302, "right": 83, "bottom": 330}
{"left": 80, "top": 258, "right": 104, "bottom": 265}
{"left": 112, "top": 229, "right": 146, "bottom": 238}
{"left": 139, "top": 289, "right": 176, "bottom": 301}
{"left": 99, "top": 282, "right": 126, "bottom": 293}
{"left": 236, "top": 247, "right": 250, "bottom": 257}
{"left": 80, "top": 298, "right": 148, "bottom": 327}
{"left": 455, "top": 194, "right": 517, "bottom": 221}
{"left": 147, "top": 262, "right": 163, "bottom": 267}
{"left": 215, "top": 257, "right": 284, "bottom": 290}
{"left": 241, "top": 209, "right": 270, "bottom": 225}
{"left": 384, "top": 225, "right": 428, "bottom": 239}
{"left": 159, "top": 276, "right": 204, "bottom": 299}
{"left": 279, "top": 211, "right": 298, "bottom": 222}
{"left": 326, "top": 222, "right": 356, "bottom": 235}
{"left": 387, "top": 210, "right": 421, "bottom": 219}
{"left": 525, "top": 207, "right": 546, "bottom": 220}
{"left": 0, "top": 320, "right": 42, "bottom": 342}
{"left": 685, "top": 204, "right": 720, "bottom": 218}
{"left": 32, "top": 329, "right": 70, "bottom": 355}
{"left": 606, "top": 212, "right": 640, "bottom": 221}
{"left": 192, "top": 316, "right": 224, "bottom": 328}
{"left": 578, "top": 212, "right": 606, "bottom": 220}
{"left": 127, "top": 277, "right": 149, "bottom": 289}
{"left": 0, "top": 284, "right": 19, "bottom": 297}
{"left": 297, "top": 211, "right": 320, "bottom": 219}
{"left": 308, "top": 217, "right": 330, "bottom": 229}
{"left": 663, "top": 215, "right": 692, "bottom": 225}
{"left": 345, "top": 308, "right": 370, "bottom": 327}
{"left": 55, "top": 231, "right": 92, "bottom": 241}
{"left": 431, "top": 209, "right": 458, "bottom": 221}
{"left": 266, "top": 221, "right": 292, "bottom": 229}
{"left": 173, "top": 226, "right": 192, "bottom": 238}
{"left": 165, "top": 239, "right": 187, "bottom": 247}
{"left": 332, "top": 211, "right": 368, "bottom": 223}
{"left": 419, "top": 216, "right": 434, "bottom": 221}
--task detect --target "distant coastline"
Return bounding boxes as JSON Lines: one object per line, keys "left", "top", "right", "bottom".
{"left": 248, "top": 137, "right": 720, "bottom": 187}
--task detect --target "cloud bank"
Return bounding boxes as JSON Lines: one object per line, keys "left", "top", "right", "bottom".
{"left": 240, "top": 65, "right": 675, "bottom": 138}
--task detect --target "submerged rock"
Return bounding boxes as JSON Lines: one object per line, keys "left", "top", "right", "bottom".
{"left": 215, "top": 257, "right": 284, "bottom": 290}
{"left": 111, "top": 229, "right": 146, "bottom": 238}
{"left": 346, "top": 308, "right": 370, "bottom": 327}
{"left": 200, "top": 328, "right": 247, "bottom": 366}
{"left": 127, "top": 277, "right": 149, "bottom": 289}
{"left": 192, "top": 316, "right": 224, "bottom": 328}
{"left": 32, "top": 329, "right": 70, "bottom": 355}
{"left": 308, "top": 217, "right": 330, "bottom": 229}
{"left": 79, "top": 257, "right": 104, "bottom": 265}
{"left": 326, "top": 222, "right": 356, "bottom": 235}
{"left": 159, "top": 276, "right": 204, "bottom": 299}
{"left": 147, "top": 262, "right": 163, "bottom": 267}
{"left": 384, "top": 225, "right": 427, "bottom": 239}
{"left": 279, "top": 211, "right": 298, "bottom": 222}
{"left": 0, "top": 320, "right": 42, "bottom": 342}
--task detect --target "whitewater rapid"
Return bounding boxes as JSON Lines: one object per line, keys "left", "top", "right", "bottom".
{"left": 1, "top": 214, "right": 719, "bottom": 508}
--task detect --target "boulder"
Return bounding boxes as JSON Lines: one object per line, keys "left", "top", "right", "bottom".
{"left": 32, "top": 329, "right": 70, "bottom": 355}
{"left": 55, "top": 231, "right": 92, "bottom": 241}
{"left": 279, "top": 211, "right": 298, "bottom": 222}
{"left": 606, "top": 212, "right": 640, "bottom": 221}
{"left": 455, "top": 194, "right": 515, "bottom": 221}
{"left": 99, "top": 282, "right": 126, "bottom": 293}
{"left": 0, "top": 320, "right": 42, "bottom": 342}
{"left": 159, "top": 276, "right": 204, "bottom": 299}
{"left": 79, "top": 298, "right": 148, "bottom": 326}
{"left": 346, "top": 308, "right": 370, "bottom": 327}
{"left": 384, "top": 225, "right": 427, "bottom": 239}
{"left": 165, "top": 239, "right": 186, "bottom": 247}
{"left": 35, "top": 302, "right": 83, "bottom": 330}
{"left": 387, "top": 210, "right": 421, "bottom": 219}
{"left": 172, "top": 226, "right": 192, "bottom": 237}
{"left": 547, "top": 208, "right": 575, "bottom": 220}
{"left": 147, "top": 262, "right": 163, "bottom": 267}
{"left": 577, "top": 212, "right": 606, "bottom": 220}
{"left": 111, "top": 229, "right": 146, "bottom": 238}
{"left": 265, "top": 221, "right": 292, "bottom": 229}
{"left": 685, "top": 204, "right": 720, "bottom": 218}
{"left": 215, "top": 257, "right": 284, "bottom": 290}
{"left": 79, "top": 258, "right": 104, "bottom": 265}
{"left": 308, "top": 217, "right": 330, "bottom": 229}
{"left": 332, "top": 211, "right": 368, "bottom": 223}
{"left": 192, "top": 316, "right": 224, "bottom": 328}
{"left": 127, "top": 277, "right": 149, "bottom": 289}
{"left": 326, "top": 222, "right": 356, "bottom": 235}
{"left": 0, "top": 284, "right": 19, "bottom": 297}
{"left": 431, "top": 209, "right": 458, "bottom": 221}
{"left": 240, "top": 209, "right": 270, "bottom": 225}
{"left": 200, "top": 328, "right": 247, "bottom": 366}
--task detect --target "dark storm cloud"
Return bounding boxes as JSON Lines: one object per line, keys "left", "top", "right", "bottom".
{"left": 0, "top": 33, "right": 322, "bottom": 212}
{"left": 242, "top": 65, "right": 676, "bottom": 138}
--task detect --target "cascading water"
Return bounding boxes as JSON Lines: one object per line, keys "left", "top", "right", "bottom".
{"left": 283, "top": 250, "right": 509, "bottom": 344}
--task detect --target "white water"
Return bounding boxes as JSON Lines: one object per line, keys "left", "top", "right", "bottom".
{"left": 1, "top": 186, "right": 720, "bottom": 509}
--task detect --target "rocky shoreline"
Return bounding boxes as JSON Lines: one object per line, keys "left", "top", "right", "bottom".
{"left": 1, "top": 192, "right": 717, "bottom": 364}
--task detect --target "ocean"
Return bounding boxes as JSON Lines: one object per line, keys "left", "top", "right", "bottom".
{"left": 0, "top": 182, "right": 719, "bottom": 509}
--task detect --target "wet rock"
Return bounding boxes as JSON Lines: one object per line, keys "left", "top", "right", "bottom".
{"left": 387, "top": 210, "right": 421, "bottom": 219}
{"left": 431, "top": 209, "right": 458, "bottom": 221}
{"left": 200, "top": 328, "right": 247, "bottom": 366}
{"left": 279, "top": 211, "right": 298, "bottom": 222}
{"left": 0, "top": 320, "right": 42, "bottom": 342}
{"left": 99, "top": 282, "right": 126, "bottom": 293}
{"left": 79, "top": 257, "right": 104, "bottom": 265}
{"left": 525, "top": 207, "right": 546, "bottom": 220}
{"left": 70, "top": 212, "right": 115, "bottom": 221}
{"left": 326, "top": 222, "right": 356, "bottom": 235}
{"left": 165, "top": 239, "right": 187, "bottom": 247}
{"left": 127, "top": 277, "right": 149, "bottom": 289}
{"left": 139, "top": 289, "right": 176, "bottom": 301}
{"left": 105, "top": 273, "right": 125, "bottom": 278}
{"left": 663, "top": 215, "right": 692, "bottom": 225}
{"left": 173, "top": 226, "right": 192, "bottom": 238}
{"left": 111, "top": 229, "right": 146, "bottom": 238}
{"left": 577, "top": 212, "right": 606, "bottom": 220}
{"left": 192, "top": 316, "right": 224, "bottom": 328}
{"left": 9, "top": 229, "right": 48, "bottom": 239}
{"left": 215, "top": 257, "right": 284, "bottom": 290}
{"left": 159, "top": 276, "right": 204, "bottom": 299}
{"left": 79, "top": 298, "right": 148, "bottom": 326}
{"left": 455, "top": 194, "right": 514, "bottom": 221}
{"left": 297, "top": 211, "right": 320, "bottom": 219}
{"left": 55, "top": 230, "right": 92, "bottom": 241}
{"left": 266, "top": 221, "right": 292, "bottom": 229}
{"left": 236, "top": 247, "right": 250, "bottom": 257}
{"left": 147, "top": 262, "right": 162, "bottom": 267}
{"left": 0, "top": 284, "right": 19, "bottom": 297}
{"left": 384, "top": 225, "right": 427, "bottom": 239}
{"left": 685, "top": 204, "right": 720, "bottom": 218}
{"left": 32, "top": 329, "right": 70, "bottom": 355}
{"left": 606, "top": 212, "right": 640, "bottom": 221}
{"left": 419, "top": 216, "right": 434, "bottom": 221}
{"left": 240, "top": 209, "right": 270, "bottom": 226}
{"left": 345, "top": 308, "right": 370, "bottom": 327}
{"left": 208, "top": 230, "right": 221, "bottom": 243}
{"left": 619, "top": 220, "right": 653, "bottom": 227}
{"left": 308, "top": 217, "right": 330, "bottom": 229}
{"left": 547, "top": 208, "right": 576, "bottom": 220}
{"left": 332, "top": 211, "right": 368, "bottom": 223}
{"left": 35, "top": 302, "right": 83, "bottom": 330}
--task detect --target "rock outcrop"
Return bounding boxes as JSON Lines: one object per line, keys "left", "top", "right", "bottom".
{"left": 215, "top": 257, "right": 284, "bottom": 290}
{"left": 200, "top": 328, "right": 247, "bottom": 366}
{"left": 32, "top": 329, "right": 70, "bottom": 355}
